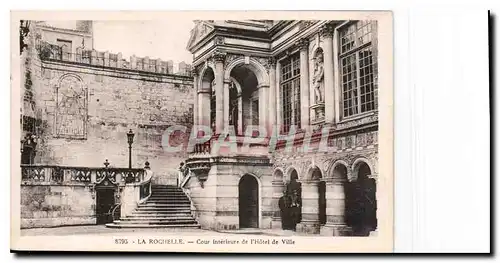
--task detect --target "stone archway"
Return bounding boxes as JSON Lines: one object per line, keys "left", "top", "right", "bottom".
{"left": 198, "top": 65, "right": 215, "bottom": 129}
{"left": 346, "top": 161, "right": 377, "bottom": 236}
{"left": 238, "top": 174, "right": 260, "bottom": 228}
{"left": 224, "top": 56, "right": 270, "bottom": 135}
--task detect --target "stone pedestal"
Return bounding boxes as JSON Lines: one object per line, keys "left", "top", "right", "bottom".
{"left": 120, "top": 183, "right": 139, "bottom": 218}
{"left": 296, "top": 180, "right": 320, "bottom": 234}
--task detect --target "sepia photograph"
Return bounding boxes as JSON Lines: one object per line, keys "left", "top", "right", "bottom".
{"left": 11, "top": 11, "right": 394, "bottom": 252}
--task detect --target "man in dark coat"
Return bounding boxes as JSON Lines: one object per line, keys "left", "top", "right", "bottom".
{"left": 286, "top": 174, "right": 302, "bottom": 231}
{"left": 278, "top": 190, "right": 289, "bottom": 230}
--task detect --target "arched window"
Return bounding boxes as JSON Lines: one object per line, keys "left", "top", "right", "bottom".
{"left": 55, "top": 75, "right": 87, "bottom": 139}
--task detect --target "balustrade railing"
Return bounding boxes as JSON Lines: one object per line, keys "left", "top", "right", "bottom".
{"left": 20, "top": 163, "right": 145, "bottom": 185}
{"left": 189, "top": 140, "right": 211, "bottom": 154}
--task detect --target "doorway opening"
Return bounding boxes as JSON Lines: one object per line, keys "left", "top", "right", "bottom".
{"left": 346, "top": 162, "right": 377, "bottom": 236}
{"left": 238, "top": 174, "right": 259, "bottom": 228}
{"left": 95, "top": 185, "right": 116, "bottom": 225}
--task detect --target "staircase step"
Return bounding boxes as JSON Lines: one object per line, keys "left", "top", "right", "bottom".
{"left": 106, "top": 223, "right": 200, "bottom": 229}
{"left": 106, "top": 184, "right": 198, "bottom": 229}
{"left": 117, "top": 220, "right": 197, "bottom": 225}
{"left": 120, "top": 218, "right": 194, "bottom": 222}
{"left": 131, "top": 212, "right": 193, "bottom": 217}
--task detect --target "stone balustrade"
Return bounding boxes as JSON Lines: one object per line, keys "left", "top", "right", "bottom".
{"left": 20, "top": 163, "right": 146, "bottom": 185}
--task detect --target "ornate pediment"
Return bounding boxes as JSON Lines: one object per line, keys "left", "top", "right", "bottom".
{"left": 186, "top": 20, "right": 215, "bottom": 51}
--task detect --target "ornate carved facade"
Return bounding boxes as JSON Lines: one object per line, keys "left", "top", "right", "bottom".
{"left": 183, "top": 20, "right": 379, "bottom": 236}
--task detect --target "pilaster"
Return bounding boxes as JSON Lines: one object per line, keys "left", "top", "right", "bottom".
{"left": 297, "top": 38, "right": 310, "bottom": 130}
{"left": 320, "top": 23, "right": 336, "bottom": 124}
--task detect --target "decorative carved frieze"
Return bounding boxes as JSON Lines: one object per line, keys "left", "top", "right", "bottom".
{"left": 298, "top": 20, "right": 316, "bottom": 30}
{"left": 223, "top": 53, "right": 242, "bottom": 69}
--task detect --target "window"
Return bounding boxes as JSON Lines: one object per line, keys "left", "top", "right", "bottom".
{"left": 280, "top": 53, "right": 301, "bottom": 132}
{"left": 339, "top": 21, "right": 377, "bottom": 118}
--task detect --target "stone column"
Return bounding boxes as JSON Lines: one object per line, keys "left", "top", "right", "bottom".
{"left": 268, "top": 58, "right": 277, "bottom": 133}
{"left": 296, "top": 180, "right": 320, "bottom": 234}
{"left": 213, "top": 52, "right": 226, "bottom": 134}
{"left": 223, "top": 79, "right": 230, "bottom": 131}
{"left": 271, "top": 179, "right": 285, "bottom": 229}
{"left": 259, "top": 84, "right": 269, "bottom": 132}
{"left": 298, "top": 38, "right": 310, "bottom": 130}
{"left": 320, "top": 177, "right": 351, "bottom": 236}
{"left": 192, "top": 71, "right": 199, "bottom": 126}
{"left": 321, "top": 23, "right": 336, "bottom": 124}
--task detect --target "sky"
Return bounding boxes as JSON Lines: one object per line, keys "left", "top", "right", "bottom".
{"left": 45, "top": 20, "right": 195, "bottom": 66}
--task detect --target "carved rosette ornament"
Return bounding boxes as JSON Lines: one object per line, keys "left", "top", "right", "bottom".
{"left": 214, "top": 36, "right": 225, "bottom": 45}
{"left": 319, "top": 22, "right": 335, "bottom": 38}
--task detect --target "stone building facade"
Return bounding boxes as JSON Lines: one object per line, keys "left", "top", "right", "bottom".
{"left": 19, "top": 21, "right": 194, "bottom": 228}
{"left": 21, "top": 21, "right": 194, "bottom": 182}
{"left": 182, "top": 20, "right": 379, "bottom": 236}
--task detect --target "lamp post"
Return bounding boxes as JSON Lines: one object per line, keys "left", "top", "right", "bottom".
{"left": 126, "top": 129, "right": 135, "bottom": 169}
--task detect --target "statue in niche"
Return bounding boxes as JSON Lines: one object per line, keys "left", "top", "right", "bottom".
{"left": 312, "top": 51, "right": 324, "bottom": 103}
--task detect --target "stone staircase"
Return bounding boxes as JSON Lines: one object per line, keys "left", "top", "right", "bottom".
{"left": 106, "top": 185, "right": 200, "bottom": 228}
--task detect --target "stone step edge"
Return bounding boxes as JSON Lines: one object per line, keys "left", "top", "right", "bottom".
{"left": 105, "top": 223, "right": 200, "bottom": 229}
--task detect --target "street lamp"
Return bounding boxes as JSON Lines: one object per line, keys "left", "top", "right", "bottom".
{"left": 126, "top": 129, "right": 135, "bottom": 169}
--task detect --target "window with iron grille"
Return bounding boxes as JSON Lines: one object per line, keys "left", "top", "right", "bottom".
{"left": 280, "top": 53, "right": 301, "bottom": 132}
{"left": 339, "top": 21, "right": 377, "bottom": 118}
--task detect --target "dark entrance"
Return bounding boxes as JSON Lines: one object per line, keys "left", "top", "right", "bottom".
{"left": 318, "top": 180, "right": 326, "bottom": 225}
{"left": 239, "top": 174, "right": 259, "bottom": 228}
{"left": 345, "top": 162, "right": 377, "bottom": 236}
{"left": 95, "top": 186, "right": 116, "bottom": 225}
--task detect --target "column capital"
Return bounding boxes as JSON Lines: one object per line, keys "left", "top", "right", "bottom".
{"left": 212, "top": 51, "right": 226, "bottom": 63}
{"left": 298, "top": 179, "right": 320, "bottom": 185}
{"left": 320, "top": 23, "right": 335, "bottom": 38}
{"left": 268, "top": 57, "right": 277, "bottom": 68}
{"left": 324, "top": 177, "right": 347, "bottom": 184}
{"left": 296, "top": 38, "right": 310, "bottom": 51}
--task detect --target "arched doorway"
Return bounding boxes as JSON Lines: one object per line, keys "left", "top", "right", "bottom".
{"left": 95, "top": 179, "right": 117, "bottom": 225}
{"left": 346, "top": 161, "right": 377, "bottom": 236}
{"left": 229, "top": 66, "right": 259, "bottom": 136}
{"left": 239, "top": 174, "right": 259, "bottom": 228}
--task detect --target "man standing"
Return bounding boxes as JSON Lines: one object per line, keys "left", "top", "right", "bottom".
{"left": 279, "top": 190, "right": 291, "bottom": 230}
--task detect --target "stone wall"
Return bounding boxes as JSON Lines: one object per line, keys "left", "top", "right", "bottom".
{"left": 21, "top": 184, "right": 95, "bottom": 228}
{"left": 30, "top": 58, "right": 194, "bottom": 183}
